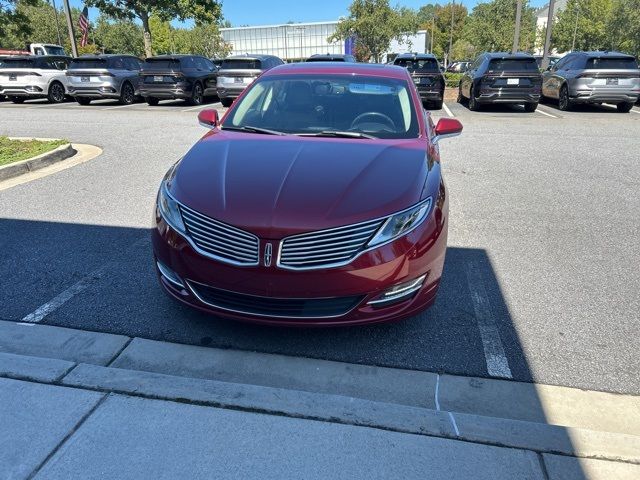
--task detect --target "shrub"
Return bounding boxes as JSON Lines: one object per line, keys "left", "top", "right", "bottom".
{"left": 444, "top": 72, "right": 464, "bottom": 88}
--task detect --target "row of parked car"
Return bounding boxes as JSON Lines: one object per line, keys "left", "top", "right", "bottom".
{"left": 1, "top": 50, "right": 638, "bottom": 113}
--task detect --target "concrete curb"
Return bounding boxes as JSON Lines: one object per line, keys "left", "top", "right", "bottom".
{"left": 0, "top": 141, "right": 75, "bottom": 181}
{"left": 1, "top": 319, "right": 638, "bottom": 467}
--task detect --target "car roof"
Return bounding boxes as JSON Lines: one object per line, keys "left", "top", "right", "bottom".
{"left": 484, "top": 52, "right": 536, "bottom": 59}
{"left": 578, "top": 50, "right": 635, "bottom": 58}
{"left": 146, "top": 54, "right": 203, "bottom": 60}
{"left": 224, "top": 54, "right": 279, "bottom": 60}
{"left": 74, "top": 54, "right": 137, "bottom": 59}
{"left": 395, "top": 53, "right": 438, "bottom": 60}
{"left": 264, "top": 62, "right": 410, "bottom": 79}
{"left": 2, "top": 55, "right": 70, "bottom": 61}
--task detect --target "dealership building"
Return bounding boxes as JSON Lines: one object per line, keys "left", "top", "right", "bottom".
{"left": 220, "top": 21, "right": 428, "bottom": 62}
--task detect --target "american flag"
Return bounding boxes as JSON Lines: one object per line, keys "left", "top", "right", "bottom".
{"left": 78, "top": 6, "right": 90, "bottom": 47}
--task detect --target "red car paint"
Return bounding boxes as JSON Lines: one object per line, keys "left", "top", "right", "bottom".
{"left": 152, "top": 62, "right": 461, "bottom": 326}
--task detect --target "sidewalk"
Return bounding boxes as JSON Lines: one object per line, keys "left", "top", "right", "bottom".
{"left": 1, "top": 319, "right": 639, "bottom": 479}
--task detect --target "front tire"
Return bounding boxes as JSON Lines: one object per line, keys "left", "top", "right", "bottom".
{"left": 47, "top": 82, "right": 65, "bottom": 103}
{"left": 616, "top": 102, "right": 633, "bottom": 113}
{"left": 187, "top": 82, "right": 203, "bottom": 106}
{"left": 119, "top": 82, "right": 135, "bottom": 105}
{"left": 524, "top": 102, "right": 538, "bottom": 112}
{"left": 146, "top": 97, "right": 159, "bottom": 106}
{"left": 76, "top": 97, "right": 91, "bottom": 105}
{"left": 558, "top": 85, "right": 572, "bottom": 111}
{"left": 457, "top": 84, "right": 464, "bottom": 103}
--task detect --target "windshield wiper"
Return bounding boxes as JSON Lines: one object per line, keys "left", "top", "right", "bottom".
{"left": 297, "top": 130, "right": 377, "bottom": 139}
{"left": 221, "top": 125, "right": 287, "bottom": 136}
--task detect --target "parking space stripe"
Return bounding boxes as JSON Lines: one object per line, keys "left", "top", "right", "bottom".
{"left": 535, "top": 107, "right": 558, "bottom": 118}
{"left": 465, "top": 260, "right": 513, "bottom": 379}
{"left": 442, "top": 102, "right": 454, "bottom": 118}
{"left": 182, "top": 103, "right": 221, "bottom": 112}
{"left": 103, "top": 103, "right": 139, "bottom": 110}
{"left": 631, "top": 108, "right": 640, "bottom": 114}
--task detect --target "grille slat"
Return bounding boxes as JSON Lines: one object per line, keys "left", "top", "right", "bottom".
{"left": 179, "top": 206, "right": 259, "bottom": 266}
{"left": 188, "top": 282, "right": 364, "bottom": 318}
{"left": 279, "top": 219, "right": 384, "bottom": 270}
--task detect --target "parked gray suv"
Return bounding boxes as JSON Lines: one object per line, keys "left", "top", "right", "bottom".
{"left": 66, "top": 54, "right": 142, "bottom": 105}
{"left": 216, "top": 54, "right": 284, "bottom": 107}
{"left": 542, "top": 51, "right": 639, "bottom": 112}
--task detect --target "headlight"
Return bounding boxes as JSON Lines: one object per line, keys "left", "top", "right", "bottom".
{"left": 157, "top": 165, "right": 186, "bottom": 233}
{"left": 367, "top": 198, "right": 432, "bottom": 247}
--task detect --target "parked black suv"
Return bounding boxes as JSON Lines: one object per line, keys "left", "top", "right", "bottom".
{"left": 139, "top": 55, "right": 218, "bottom": 106}
{"left": 216, "top": 54, "right": 284, "bottom": 107}
{"left": 458, "top": 53, "right": 542, "bottom": 112}
{"left": 393, "top": 53, "right": 445, "bottom": 109}
{"left": 306, "top": 54, "right": 356, "bottom": 62}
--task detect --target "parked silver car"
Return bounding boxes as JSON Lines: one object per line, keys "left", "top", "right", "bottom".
{"left": 216, "top": 54, "right": 284, "bottom": 107}
{"left": 542, "top": 51, "right": 640, "bottom": 112}
{"left": 66, "top": 54, "right": 142, "bottom": 105}
{"left": 0, "top": 55, "right": 70, "bottom": 103}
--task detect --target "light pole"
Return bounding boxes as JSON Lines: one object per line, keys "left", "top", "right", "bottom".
{"left": 62, "top": 0, "right": 78, "bottom": 57}
{"left": 572, "top": 3, "right": 579, "bottom": 51}
{"left": 512, "top": 0, "right": 523, "bottom": 53}
{"left": 541, "top": 0, "right": 555, "bottom": 70}
{"left": 49, "top": 0, "right": 63, "bottom": 47}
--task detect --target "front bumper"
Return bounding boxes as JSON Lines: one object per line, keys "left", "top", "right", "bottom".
{"left": 139, "top": 84, "right": 191, "bottom": 100}
{"left": 152, "top": 200, "right": 448, "bottom": 326}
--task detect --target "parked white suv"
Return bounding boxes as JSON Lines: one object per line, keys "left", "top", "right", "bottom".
{"left": 0, "top": 55, "right": 71, "bottom": 103}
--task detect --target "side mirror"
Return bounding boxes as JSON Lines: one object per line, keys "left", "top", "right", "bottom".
{"left": 198, "top": 109, "right": 219, "bottom": 129}
{"left": 433, "top": 118, "right": 463, "bottom": 145}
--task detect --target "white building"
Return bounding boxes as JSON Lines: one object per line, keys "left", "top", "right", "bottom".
{"left": 221, "top": 21, "right": 429, "bottom": 62}
{"left": 534, "top": 0, "right": 569, "bottom": 55}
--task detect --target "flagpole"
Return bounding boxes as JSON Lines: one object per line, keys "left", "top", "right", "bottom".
{"left": 62, "top": 0, "right": 78, "bottom": 57}
{"left": 50, "top": 0, "right": 63, "bottom": 47}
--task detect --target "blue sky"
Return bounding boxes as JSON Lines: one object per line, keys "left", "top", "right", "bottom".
{"left": 70, "top": 0, "right": 549, "bottom": 26}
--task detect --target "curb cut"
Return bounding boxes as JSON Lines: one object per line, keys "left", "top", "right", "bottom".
{"left": 0, "top": 142, "right": 76, "bottom": 181}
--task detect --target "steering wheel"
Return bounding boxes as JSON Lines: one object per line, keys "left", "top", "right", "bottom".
{"left": 350, "top": 112, "right": 396, "bottom": 131}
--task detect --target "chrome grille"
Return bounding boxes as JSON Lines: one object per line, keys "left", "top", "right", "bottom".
{"left": 278, "top": 219, "right": 384, "bottom": 270}
{"left": 179, "top": 204, "right": 259, "bottom": 266}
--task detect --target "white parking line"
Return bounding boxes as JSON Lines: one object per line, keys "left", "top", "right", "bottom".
{"left": 442, "top": 102, "right": 454, "bottom": 117}
{"left": 448, "top": 412, "right": 460, "bottom": 436}
{"left": 21, "top": 236, "right": 147, "bottom": 323}
{"left": 103, "top": 103, "right": 138, "bottom": 110}
{"left": 182, "top": 103, "right": 220, "bottom": 112}
{"left": 535, "top": 107, "right": 558, "bottom": 118}
{"left": 465, "top": 260, "right": 513, "bottom": 379}
{"left": 631, "top": 108, "right": 640, "bottom": 115}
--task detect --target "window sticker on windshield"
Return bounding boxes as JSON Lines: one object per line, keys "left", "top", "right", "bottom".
{"left": 349, "top": 83, "right": 396, "bottom": 95}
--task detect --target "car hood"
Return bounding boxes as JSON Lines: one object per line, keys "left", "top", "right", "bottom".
{"left": 171, "top": 131, "right": 429, "bottom": 238}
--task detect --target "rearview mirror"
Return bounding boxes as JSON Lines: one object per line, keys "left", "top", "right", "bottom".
{"left": 198, "top": 109, "right": 219, "bottom": 129}
{"left": 433, "top": 118, "right": 463, "bottom": 145}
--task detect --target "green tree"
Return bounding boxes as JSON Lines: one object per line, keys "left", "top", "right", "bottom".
{"left": 84, "top": 0, "right": 222, "bottom": 57}
{"left": 0, "top": 0, "right": 38, "bottom": 38}
{"left": 464, "top": 0, "right": 537, "bottom": 52}
{"left": 149, "top": 16, "right": 174, "bottom": 54}
{"left": 173, "top": 23, "right": 231, "bottom": 58}
{"left": 330, "top": 0, "right": 420, "bottom": 62}
{"left": 607, "top": 0, "right": 640, "bottom": 56}
{"left": 552, "top": 0, "right": 612, "bottom": 52}
{"left": 93, "top": 16, "right": 144, "bottom": 55}
{"left": 427, "top": 3, "right": 468, "bottom": 60}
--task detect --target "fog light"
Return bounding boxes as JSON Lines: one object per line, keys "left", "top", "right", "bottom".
{"left": 156, "top": 261, "right": 184, "bottom": 289}
{"left": 26, "top": 86, "right": 42, "bottom": 92}
{"left": 99, "top": 86, "right": 116, "bottom": 93}
{"left": 367, "top": 274, "right": 427, "bottom": 307}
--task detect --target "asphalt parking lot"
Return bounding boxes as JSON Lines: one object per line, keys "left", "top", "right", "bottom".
{"left": 1, "top": 95, "right": 639, "bottom": 395}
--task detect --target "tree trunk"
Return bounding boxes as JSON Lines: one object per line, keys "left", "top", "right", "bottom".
{"left": 140, "top": 10, "right": 153, "bottom": 58}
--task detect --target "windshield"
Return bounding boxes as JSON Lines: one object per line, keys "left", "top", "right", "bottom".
{"left": 223, "top": 74, "right": 419, "bottom": 139}
{"left": 69, "top": 59, "right": 107, "bottom": 69}
{"left": 0, "top": 59, "right": 34, "bottom": 68}
{"left": 488, "top": 58, "right": 539, "bottom": 73}
{"left": 46, "top": 46, "right": 65, "bottom": 55}
{"left": 395, "top": 58, "right": 439, "bottom": 73}
{"left": 142, "top": 59, "right": 180, "bottom": 70}
{"left": 221, "top": 59, "right": 262, "bottom": 70}
{"left": 586, "top": 57, "right": 638, "bottom": 70}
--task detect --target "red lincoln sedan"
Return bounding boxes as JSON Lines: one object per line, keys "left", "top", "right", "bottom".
{"left": 152, "top": 62, "right": 462, "bottom": 326}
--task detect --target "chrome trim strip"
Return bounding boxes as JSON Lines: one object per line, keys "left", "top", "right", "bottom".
{"left": 185, "top": 280, "right": 363, "bottom": 319}
{"left": 156, "top": 261, "right": 185, "bottom": 289}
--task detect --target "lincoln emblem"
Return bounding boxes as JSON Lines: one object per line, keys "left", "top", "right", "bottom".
{"left": 264, "top": 243, "right": 273, "bottom": 267}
